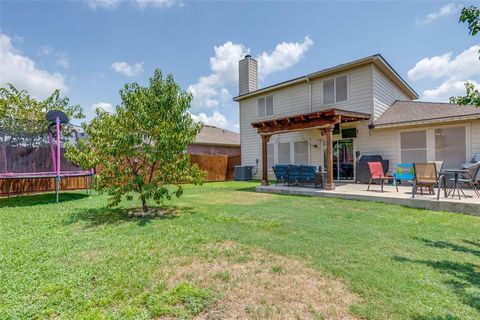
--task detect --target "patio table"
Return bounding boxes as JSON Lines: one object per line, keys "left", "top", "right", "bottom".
{"left": 444, "top": 169, "right": 469, "bottom": 200}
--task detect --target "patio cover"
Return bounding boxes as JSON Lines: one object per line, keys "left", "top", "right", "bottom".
{"left": 251, "top": 108, "right": 370, "bottom": 190}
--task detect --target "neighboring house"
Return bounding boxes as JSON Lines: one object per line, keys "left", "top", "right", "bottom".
{"left": 188, "top": 125, "right": 240, "bottom": 156}
{"left": 234, "top": 54, "right": 480, "bottom": 188}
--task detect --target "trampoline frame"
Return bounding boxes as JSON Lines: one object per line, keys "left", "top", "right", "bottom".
{"left": 0, "top": 114, "right": 95, "bottom": 203}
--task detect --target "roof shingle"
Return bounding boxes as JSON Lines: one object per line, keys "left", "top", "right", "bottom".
{"left": 373, "top": 101, "right": 480, "bottom": 128}
{"left": 193, "top": 125, "right": 240, "bottom": 147}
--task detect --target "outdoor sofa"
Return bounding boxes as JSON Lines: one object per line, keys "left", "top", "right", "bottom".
{"left": 272, "top": 164, "right": 322, "bottom": 188}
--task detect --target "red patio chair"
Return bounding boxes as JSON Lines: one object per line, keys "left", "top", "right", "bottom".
{"left": 367, "top": 162, "right": 398, "bottom": 192}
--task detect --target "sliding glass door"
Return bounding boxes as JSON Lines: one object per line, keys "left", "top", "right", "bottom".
{"left": 324, "top": 139, "right": 354, "bottom": 180}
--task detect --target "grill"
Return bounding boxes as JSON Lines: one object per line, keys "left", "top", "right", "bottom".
{"left": 355, "top": 155, "right": 389, "bottom": 183}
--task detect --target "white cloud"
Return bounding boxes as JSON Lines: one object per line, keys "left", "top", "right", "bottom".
{"left": 38, "top": 45, "right": 69, "bottom": 68}
{"left": 258, "top": 36, "right": 313, "bottom": 77}
{"left": 87, "top": 0, "right": 121, "bottom": 9}
{"left": 134, "top": 0, "right": 183, "bottom": 8}
{"left": 87, "top": 0, "right": 182, "bottom": 9}
{"left": 91, "top": 102, "right": 114, "bottom": 113}
{"left": 187, "top": 36, "right": 313, "bottom": 110}
{"left": 408, "top": 45, "right": 480, "bottom": 101}
{"left": 408, "top": 45, "right": 480, "bottom": 81}
{"left": 0, "top": 32, "right": 68, "bottom": 99}
{"left": 422, "top": 79, "right": 480, "bottom": 101}
{"left": 190, "top": 111, "right": 229, "bottom": 128}
{"left": 187, "top": 41, "right": 248, "bottom": 109}
{"left": 416, "top": 3, "right": 459, "bottom": 25}
{"left": 111, "top": 61, "right": 144, "bottom": 77}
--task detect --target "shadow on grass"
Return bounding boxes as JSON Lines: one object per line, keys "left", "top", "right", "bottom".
{"left": 235, "top": 186, "right": 258, "bottom": 193}
{"left": 0, "top": 192, "right": 89, "bottom": 208}
{"left": 64, "top": 205, "right": 193, "bottom": 228}
{"left": 393, "top": 238, "right": 480, "bottom": 316}
{"left": 415, "top": 238, "right": 480, "bottom": 258}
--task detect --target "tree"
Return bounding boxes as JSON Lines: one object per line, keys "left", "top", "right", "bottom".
{"left": 449, "top": 5, "right": 480, "bottom": 108}
{"left": 0, "top": 83, "right": 84, "bottom": 127}
{"left": 0, "top": 84, "right": 84, "bottom": 146}
{"left": 66, "top": 69, "right": 205, "bottom": 212}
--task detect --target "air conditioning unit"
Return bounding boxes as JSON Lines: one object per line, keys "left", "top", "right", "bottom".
{"left": 234, "top": 165, "right": 253, "bottom": 181}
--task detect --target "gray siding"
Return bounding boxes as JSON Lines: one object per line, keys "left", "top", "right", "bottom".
{"left": 373, "top": 65, "right": 410, "bottom": 119}
{"left": 239, "top": 57, "right": 258, "bottom": 95}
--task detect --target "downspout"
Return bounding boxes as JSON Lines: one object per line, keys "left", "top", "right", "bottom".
{"left": 306, "top": 77, "right": 312, "bottom": 112}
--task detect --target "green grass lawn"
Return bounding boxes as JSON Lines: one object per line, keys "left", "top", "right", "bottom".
{"left": 1, "top": 181, "right": 479, "bottom": 319}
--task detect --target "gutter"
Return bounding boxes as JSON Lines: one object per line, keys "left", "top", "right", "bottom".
{"left": 306, "top": 77, "right": 312, "bottom": 112}
{"left": 369, "top": 115, "right": 480, "bottom": 129}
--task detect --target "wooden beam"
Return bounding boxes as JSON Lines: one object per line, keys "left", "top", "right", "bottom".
{"left": 257, "top": 118, "right": 335, "bottom": 134}
{"left": 324, "top": 126, "right": 335, "bottom": 190}
{"left": 261, "top": 135, "right": 271, "bottom": 186}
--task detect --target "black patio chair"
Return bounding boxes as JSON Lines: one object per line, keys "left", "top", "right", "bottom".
{"left": 455, "top": 162, "right": 480, "bottom": 198}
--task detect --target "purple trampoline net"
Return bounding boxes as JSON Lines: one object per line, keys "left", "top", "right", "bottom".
{"left": 0, "top": 116, "right": 92, "bottom": 178}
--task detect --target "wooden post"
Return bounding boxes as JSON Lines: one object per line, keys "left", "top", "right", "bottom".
{"left": 325, "top": 126, "right": 335, "bottom": 190}
{"left": 261, "top": 135, "right": 271, "bottom": 186}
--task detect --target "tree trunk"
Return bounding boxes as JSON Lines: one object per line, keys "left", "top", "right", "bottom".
{"left": 141, "top": 196, "right": 148, "bottom": 213}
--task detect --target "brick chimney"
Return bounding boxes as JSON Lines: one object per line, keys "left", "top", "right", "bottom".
{"left": 238, "top": 55, "right": 258, "bottom": 95}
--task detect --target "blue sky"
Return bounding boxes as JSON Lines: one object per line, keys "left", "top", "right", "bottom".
{"left": 1, "top": 0, "right": 479, "bottom": 131}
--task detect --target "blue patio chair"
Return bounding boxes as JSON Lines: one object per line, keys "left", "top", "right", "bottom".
{"left": 299, "top": 165, "right": 318, "bottom": 188}
{"left": 287, "top": 165, "right": 301, "bottom": 186}
{"left": 272, "top": 164, "right": 289, "bottom": 186}
{"left": 394, "top": 163, "right": 414, "bottom": 185}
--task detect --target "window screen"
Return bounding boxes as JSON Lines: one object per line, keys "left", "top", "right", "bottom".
{"left": 400, "top": 131, "right": 427, "bottom": 164}
{"left": 267, "top": 143, "right": 274, "bottom": 168}
{"left": 294, "top": 141, "right": 308, "bottom": 164}
{"left": 336, "top": 75, "right": 348, "bottom": 102}
{"left": 277, "top": 142, "right": 291, "bottom": 164}
{"left": 435, "top": 127, "right": 466, "bottom": 169}
{"left": 323, "top": 79, "right": 335, "bottom": 105}
{"left": 258, "top": 97, "right": 266, "bottom": 117}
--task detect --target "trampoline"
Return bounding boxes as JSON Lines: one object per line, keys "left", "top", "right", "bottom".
{"left": 0, "top": 110, "right": 94, "bottom": 203}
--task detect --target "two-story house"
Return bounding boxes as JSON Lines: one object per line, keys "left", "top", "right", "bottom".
{"left": 233, "top": 54, "right": 480, "bottom": 190}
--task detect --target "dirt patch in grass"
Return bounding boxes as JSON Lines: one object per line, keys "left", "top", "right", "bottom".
{"left": 161, "top": 241, "right": 359, "bottom": 319}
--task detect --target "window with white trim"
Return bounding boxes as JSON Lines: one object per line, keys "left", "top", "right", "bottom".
{"left": 323, "top": 75, "right": 348, "bottom": 105}
{"left": 294, "top": 141, "right": 309, "bottom": 164}
{"left": 435, "top": 127, "right": 466, "bottom": 169}
{"left": 400, "top": 130, "right": 427, "bottom": 163}
{"left": 267, "top": 143, "right": 274, "bottom": 168}
{"left": 258, "top": 95, "right": 274, "bottom": 117}
{"left": 277, "top": 142, "right": 291, "bottom": 164}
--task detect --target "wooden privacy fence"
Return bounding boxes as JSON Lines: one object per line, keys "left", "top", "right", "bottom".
{"left": 0, "top": 154, "right": 241, "bottom": 196}
{"left": 0, "top": 176, "right": 89, "bottom": 196}
{"left": 190, "top": 154, "right": 240, "bottom": 182}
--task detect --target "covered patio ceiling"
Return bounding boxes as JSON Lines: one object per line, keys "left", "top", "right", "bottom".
{"left": 251, "top": 108, "right": 371, "bottom": 190}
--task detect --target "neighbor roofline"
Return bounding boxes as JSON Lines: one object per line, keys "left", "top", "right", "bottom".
{"left": 233, "top": 54, "right": 418, "bottom": 102}
{"left": 191, "top": 142, "right": 240, "bottom": 147}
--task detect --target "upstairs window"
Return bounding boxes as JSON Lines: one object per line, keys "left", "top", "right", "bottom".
{"left": 323, "top": 75, "right": 348, "bottom": 105}
{"left": 258, "top": 95, "right": 274, "bottom": 117}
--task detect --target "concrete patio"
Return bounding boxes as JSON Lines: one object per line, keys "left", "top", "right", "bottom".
{"left": 256, "top": 183, "right": 480, "bottom": 216}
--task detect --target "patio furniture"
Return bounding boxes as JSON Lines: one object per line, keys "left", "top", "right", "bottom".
{"left": 272, "top": 164, "right": 289, "bottom": 186}
{"left": 462, "top": 154, "right": 480, "bottom": 181}
{"left": 394, "top": 163, "right": 414, "bottom": 184}
{"left": 356, "top": 155, "right": 389, "bottom": 183}
{"left": 299, "top": 165, "right": 321, "bottom": 188}
{"left": 367, "top": 161, "right": 398, "bottom": 192}
{"left": 447, "top": 163, "right": 480, "bottom": 199}
{"left": 430, "top": 161, "right": 444, "bottom": 176}
{"left": 412, "top": 163, "right": 446, "bottom": 200}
